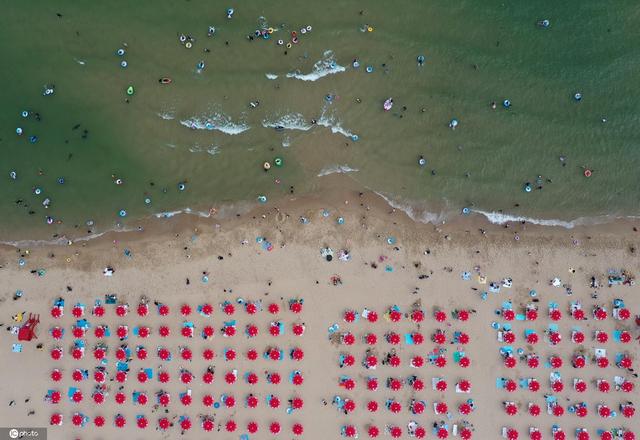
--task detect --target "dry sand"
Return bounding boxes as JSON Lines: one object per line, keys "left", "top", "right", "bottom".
{"left": 0, "top": 186, "right": 638, "bottom": 440}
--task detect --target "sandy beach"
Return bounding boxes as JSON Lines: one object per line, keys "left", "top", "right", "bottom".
{"left": 0, "top": 184, "right": 638, "bottom": 440}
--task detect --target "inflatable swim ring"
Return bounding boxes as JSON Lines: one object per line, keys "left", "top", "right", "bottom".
{"left": 144, "top": 197, "right": 151, "bottom": 205}
{"left": 292, "top": 37, "right": 298, "bottom": 44}
{"left": 337, "top": 217, "right": 345, "bottom": 225}
{"left": 263, "top": 161, "right": 271, "bottom": 171}
{"left": 583, "top": 169, "right": 592, "bottom": 177}
{"left": 34, "top": 187, "right": 42, "bottom": 195}
{"left": 503, "top": 99, "right": 511, "bottom": 108}
{"left": 418, "top": 157, "right": 426, "bottom": 166}
{"left": 257, "top": 195, "right": 267, "bottom": 203}
{"left": 21, "top": 111, "right": 29, "bottom": 118}
{"left": 351, "top": 134, "right": 359, "bottom": 141}
{"left": 126, "top": 86, "right": 135, "bottom": 96}
{"left": 116, "top": 48, "right": 126, "bottom": 56}
{"left": 366, "top": 66, "right": 373, "bottom": 73}
{"left": 291, "top": 31, "right": 297, "bottom": 38}
{"left": 9, "top": 171, "right": 16, "bottom": 180}
{"left": 120, "top": 60, "right": 128, "bottom": 68}
{"left": 277, "top": 39, "right": 284, "bottom": 45}
{"left": 57, "top": 177, "right": 65, "bottom": 184}
{"left": 159, "top": 78, "right": 172, "bottom": 84}
{"left": 462, "top": 207, "right": 470, "bottom": 215}
{"left": 300, "top": 28, "right": 306, "bottom": 34}
{"left": 274, "top": 157, "right": 283, "bottom": 167}
{"left": 179, "top": 35, "right": 187, "bottom": 43}
{"left": 524, "top": 183, "right": 532, "bottom": 193}
{"left": 574, "top": 92, "right": 582, "bottom": 101}
{"left": 16, "top": 127, "right": 23, "bottom": 135}
{"left": 268, "top": 27, "right": 274, "bottom": 34}
{"left": 306, "top": 25, "right": 312, "bottom": 32}
{"left": 178, "top": 182, "right": 186, "bottom": 191}
{"left": 367, "top": 26, "right": 374, "bottom": 32}
{"left": 286, "top": 43, "right": 292, "bottom": 48}
{"left": 352, "top": 60, "right": 360, "bottom": 68}
{"left": 185, "top": 41, "right": 192, "bottom": 49}
{"left": 118, "top": 209, "right": 127, "bottom": 217}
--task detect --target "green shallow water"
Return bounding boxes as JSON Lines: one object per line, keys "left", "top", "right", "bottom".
{"left": 1, "top": 0, "right": 639, "bottom": 240}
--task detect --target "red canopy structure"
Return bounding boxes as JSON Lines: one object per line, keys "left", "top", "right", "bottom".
{"left": 368, "top": 425, "right": 380, "bottom": 438}
{"left": 18, "top": 314, "right": 40, "bottom": 341}
{"left": 292, "top": 423, "right": 304, "bottom": 436}
{"left": 94, "top": 416, "right": 105, "bottom": 427}
{"left": 269, "top": 422, "right": 281, "bottom": 434}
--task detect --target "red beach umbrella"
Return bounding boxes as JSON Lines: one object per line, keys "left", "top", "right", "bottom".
{"left": 436, "top": 402, "right": 448, "bottom": 414}
{"left": 412, "top": 332, "right": 424, "bottom": 344}
{"left": 115, "top": 305, "right": 127, "bottom": 317}
{"left": 389, "top": 378, "right": 402, "bottom": 391}
{"left": 438, "top": 428, "right": 449, "bottom": 439}
{"left": 203, "top": 348, "right": 214, "bottom": 360}
{"left": 390, "top": 426, "right": 402, "bottom": 438}
{"left": 181, "top": 326, "right": 192, "bottom": 338}
{"left": 247, "top": 421, "right": 258, "bottom": 433}
{"left": 267, "top": 303, "right": 278, "bottom": 315}
{"left": 94, "top": 370, "right": 105, "bottom": 383}
{"left": 180, "top": 372, "right": 192, "bottom": 384}
{"left": 292, "top": 397, "right": 303, "bottom": 409}
{"left": 387, "top": 332, "right": 401, "bottom": 345}
{"left": 291, "top": 347, "right": 304, "bottom": 361}
{"left": 435, "top": 356, "right": 446, "bottom": 368}
{"left": 366, "top": 377, "right": 378, "bottom": 391}
{"left": 94, "top": 416, "right": 105, "bottom": 427}
{"left": 202, "top": 419, "right": 214, "bottom": 431}
{"left": 575, "top": 380, "right": 587, "bottom": 392}
{"left": 181, "top": 347, "right": 192, "bottom": 361}
{"left": 270, "top": 422, "right": 281, "bottom": 434}
{"left": 72, "top": 306, "right": 83, "bottom": 318}
{"left": 411, "top": 309, "right": 424, "bottom": 323}
{"left": 433, "top": 331, "right": 446, "bottom": 344}
{"left": 596, "top": 331, "right": 608, "bottom": 343}
{"left": 344, "top": 310, "right": 356, "bottom": 322}
{"left": 72, "top": 327, "right": 84, "bottom": 338}
{"left": 50, "top": 413, "right": 62, "bottom": 425}
{"left": 505, "top": 403, "right": 517, "bottom": 415}
{"left": 115, "top": 371, "right": 127, "bottom": 383}
{"left": 412, "top": 355, "right": 424, "bottom": 367}
{"left": 158, "top": 393, "right": 170, "bottom": 406}
{"left": 573, "top": 309, "right": 585, "bottom": 320}
{"left": 115, "top": 392, "right": 125, "bottom": 404}
{"left": 573, "top": 356, "right": 586, "bottom": 369}
{"left": 180, "top": 304, "right": 191, "bottom": 316}
{"left": 344, "top": 425, "right": 357, "bottom": 438}
{"left": 137, "top": 347, "right": 147, "bottom": 360}
{"left": 549, "top": 331, "right": 561, "bottom": 345}
{"left": 51, "top": 369, "right": 62, "bottom": 382}
{"left": 459, "top": 403, "right": 472, "bottom": 415}
{"left": 269, "top": 396, "right": 280, "bottom": 408}
{"left": 290, "top": 301, "right": 302, "bottom": 313}
{"left": 620, "top": 330, "right": 631, "bottom": 343}
{"left": 246, "top": 372, "right": 258, "bottom": 384}
{"left": 618, "top": 356, "right": 632, "bottom": 369}
{"left": 159, "top": 325, "right": 170, "bottom": 337}
{"left": 458, "top": 332, "right": 470, "bottom": 344}
{"left": 621, "top": 381, "right": 634, "bottom": 392}
{"left": 389, "top": 309, "right": 402, "bottom": 322}
{"left": 246, "top": 395, "right": 258, "bottom": 408}
{"left": 411, "top": 378, "right": 424, "bottom": 391}
{"left": 550, "top": 309, "right": 562, "bottom": 321}
{"left": 137, "top": 416, "right": 148, "bottom": 429}
{"left": 460, "top": 428, "right": 472, "bottom": 439}
{"left": 293, "top": 423, "right": 304, "bottom": 436}
{"left": 93, "top": 304, "right": 105, "bottom": 316}
{"left": 72, "top": 390, "right": 83, "bottom": 403}
{"left": 622, "top": 405, "right": 635, "bottom": 418}
{"left": 137, "top": 393, "right": 148, "bottom": 405}
{"left": 618, "top": 308, "right": 631, "bottom": 320}
{"left": 225, "top": 348, "right": 236, "bottom": 361}
{"left": 389, "top": 401, "right": 402, "bottom": 413}
{"left": 94, "top": 327, "right": 105, "bottom": 338}
{"left": 572, "top": 331, "right": 585, "bottom": 343}
{"left": 531, "top": 431, "right": 542, "bottom": 440}
{"left": 458, "top": 379, "right": 471, "bottom": 392}
{"left": 528, "top": 357, "right": 539, "bottom": 368}
{"left": 594, "top": 307, "right": 607, "bottom": 320}
{"left": 459, "top": 356, "right": 471, "bottom": 368}
{"left": 601, "top": 434, "right": 613, "bottom": 440}
{"left": 552, "top": 381, "right": 564, "bottom": 392}
{"left": 526, "top": 309, "right": 538, "bottom": 321}
{"left": 503, "top": 331, "right": 515, "bottom": 343}
{"left": 180, "top": 418, "right": 191, "bottom": 431}
{"left": 365, "top": 333, "right": 377, "bottom": 345}
{"left": 72, "top": 348, "right": 82, "bottom": 359}
{"left": 553, "top": 405, "right": 565, "bottom": 417}
{"left": 115, "top": 415, "right": 126, "bottom": 428}
{"left": 599, "top": 406, "right": 611, "bottom": 418}
{"left": 158, "top": 417, "right": 170, "bottom": 430}
{"left": 412, "top": 400, "right": 425, "bottom": 414}
{"left": 505, "top": 379, "right": 517, "bottom": 392}
{"left": 368, "top": 426, "right": 380, "bottom": 438}
{"left": 503, "top": 309, "right": 515, "bottom": 321}
{"left": 342, "top": 354, "right": 355, "bottom": 366}
{"left": 504, "top": 356, "right": 516, "bottom": 368}
{"left": 366, "top": 400, "right": 378, "bottom": 412}
{"left": 434, "top": 310, "right": 447, "bottom": 322}
{"left": 598, "top": 381, "right": 614, "bottom": 397}
{"left": 93, "top": 392, "right": 104, "bottom": 404}
{"left": 344, "top": 400, "right": 356, "bottom": 413}
{"left": 225, "top": 371, "right": 236, "bottom": 384}
{"left": 93, "top": 348, "right": 105, "bottom": 360}
{"left": 436, "top": 379, "right": 447, "bottom": 391}
{"left": 199, "top": 303, "right": 213, "bottom": 315}
{"left": 457, "top": 310, "right": 469, "bottom": 321}
{"left": 137, "top": 326, "right": 150, "bottom": 338}
{"left": 292, "top": 323, "right": 305, "bottom": 335}
{"left": 577, "top": 431, "right": 589, "bottom": 440}
{"left": 269, "top": 372, "right": 281, "bottom": 384}
{"left": 72, "top": 369, "right": 83, "bottom": 382}
{"left": 507, "top": 429, "right": 519, "bottom": 440}
{"left": 576, "top": 406, "right": 588, "bottom": 417}
{"left": 550, "top": 355, "right": 563, "bottom": 368}
{"left": 158, "top": 304, "right": 169, "bottom": 316}
{"left": 529, "top": 404, "right": 541, "bottom": 416}
{"left": 136, "top": 303, "right": 147, "bottom": 316}
{"left": 554, "top": 431, "right": 566, "bottom": 440}
{"left": 158, "top": 371, "right": 170, "bottom": 383}
{"left": 343, "top": 333, "right": 355, "bottom": 345}
{"left": 597, "top": 357, "right": 609, "bottom": 368}
{"left": 292, "top": 373, "right": 304, "bottom": 385}
{"left": 51, "top": 327, "right": 63, "bottom": 339}
{"left": 72, "top": 413, "right": 83, "bottom": 426}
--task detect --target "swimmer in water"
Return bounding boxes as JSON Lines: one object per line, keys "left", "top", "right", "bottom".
{"left": 418, "top": 156, "right": 426, "bottom": 167}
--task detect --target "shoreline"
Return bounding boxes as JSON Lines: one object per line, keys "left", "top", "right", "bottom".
{"left": 1, "top": 173, "right": 639, "bottom": 252}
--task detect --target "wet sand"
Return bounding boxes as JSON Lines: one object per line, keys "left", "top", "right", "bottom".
{"left": 0, "top": 183, "right": 638, "bottom": 439}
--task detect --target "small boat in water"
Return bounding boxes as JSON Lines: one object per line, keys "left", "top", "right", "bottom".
{"left": 159, "top": 78, "right": 172, "bottom": 84}
{"left": 383, "top": 98, "right": 393, "bottom": 111}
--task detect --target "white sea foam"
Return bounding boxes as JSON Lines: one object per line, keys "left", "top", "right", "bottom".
{"left": 157, "top": 111, "right": 175, "bottom": 120}
{"left": 262, "top": 113, "right": 312, "bottom": 131}
{"left": 286, "top": 50, "right": 345, "bottom": 81}
{"left": 180, "top": 112, "right": 249, "bottom": 135}
{"left": 317, "top": 112, "right": 357, "bottom": 139}
{"left": 265, "top": 73, "right": 279, "bottom": 80}
{"left": 375, "top": 192, "right": 447, "bottom": 224}
{"left": 317, "top": 164, "right": 359, "bottom": 177}
{"left": 207, "top": 146, "right": 221, "bottom": 156}
{"left": 472, "top": 210, "right": 584, "bottom": 228}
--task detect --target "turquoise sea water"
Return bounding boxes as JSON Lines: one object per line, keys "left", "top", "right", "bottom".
{"left": 1, "top": 1, "right": 639, "bottom": 240}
